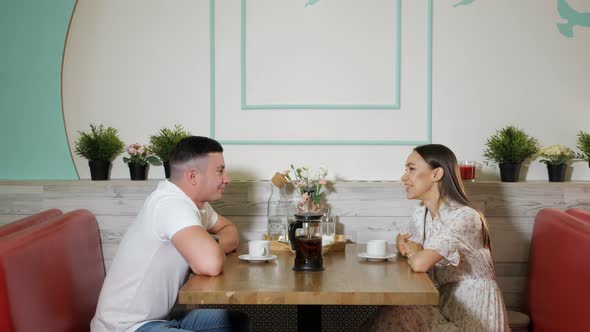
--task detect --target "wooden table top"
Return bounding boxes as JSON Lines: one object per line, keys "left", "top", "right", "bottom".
{"left": 178, "top": 244, "right": 439, "bottom": 305}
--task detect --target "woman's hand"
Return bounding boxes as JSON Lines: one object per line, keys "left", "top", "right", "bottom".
{"left": 405, "top": 241, "right": 423, "bottom": 256}
{"left": 396, "top": 233, "right": 412, "bottom": 256}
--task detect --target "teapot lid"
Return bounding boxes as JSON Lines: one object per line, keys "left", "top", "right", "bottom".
{"left": 294, "top": 212, "right": 323, "bottom": 222}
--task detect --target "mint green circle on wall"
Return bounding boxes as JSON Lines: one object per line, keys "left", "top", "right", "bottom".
{"left": 0, "top": 0, "right": 78, "bottom": 180}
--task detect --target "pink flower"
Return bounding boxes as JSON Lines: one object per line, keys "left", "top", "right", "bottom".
{"left": 296, "top": 181, "right": 306, "bottom": 188}
{"left": 297, "top": 192, "right": 310, "bottom": 209}
{"left": 128, "top": 147, "right": 137, "bottom": 154}
{"left": 318, "top": 179, "right": 327, "bottom": 185}
{"left": 138, "top": 147, "right": 145, "bottom": 154}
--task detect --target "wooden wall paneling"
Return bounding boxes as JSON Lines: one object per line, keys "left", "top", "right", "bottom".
{"left": 230, "top": 215, "right": 267, "bottom": 241}
{"left": 96, "top": 215, "right": 135, "bottom": 245}
{"left": 494, "top": 262, "right": 528, "bottom": 310}
{"left": 0, "top": 184, "right": 44, "bottom": 214}
{"left": 478, "top": 185, "right": 566, "bottom": 217}
{"left": 487, "top": 217, "right": 534, "bottom": 262}
{"left": 0, "top": 184, "right": 44, "bottom": 194}
{"left": 336, "top": 216, "right": 409, "bottom": 242}
{"left": 2, "top": 180, "right": 589, "bottom": 313}
{"left": 42, "top": 182, "right": 146, "bottom": 216}
{"left": 564, "top": 186, "right": 590, "bottom": 210}
{"left": 0, "top": 215, "right": 28, "bottom": 225}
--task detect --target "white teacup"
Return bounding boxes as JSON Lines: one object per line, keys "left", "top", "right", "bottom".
{"left": 248, "top": 240, "right": 270, "bottom": 258}
{"left": 366, "top": 239, "right": 387, "bottom": 257}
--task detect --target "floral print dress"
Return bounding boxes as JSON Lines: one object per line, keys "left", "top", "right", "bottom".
{"left": 363, "top": 201, "right": 509, "bottom": 332}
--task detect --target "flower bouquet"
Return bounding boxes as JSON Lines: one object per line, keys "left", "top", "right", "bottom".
{"left": 538, "top": 144, "right": 574, "bottom": 166}
{"left": 123, "top": 143, "right": 159, "bottom": 180}
{"left": 123, "top": 143, "right": 159, "bottom": 166}
{"left": 284, "top": 164, "right": 328, "bottom": 213}
{"left": 538, "top": 144, "right": 574, "bottom": 182}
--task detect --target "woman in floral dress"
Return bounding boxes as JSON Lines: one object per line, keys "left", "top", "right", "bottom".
{"left": 363, "top": 144, "right": 509, "bottom": 331}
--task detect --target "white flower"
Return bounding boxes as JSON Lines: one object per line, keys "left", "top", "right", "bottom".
{"left": 299, "top": 166, "right": 309, "bottom": 179}
{"left": 318, "top": 165, "right": 328, "bottom": 178}
{"left": 285, "top": 164, "right": 330, "bottom": 205}
{"left": 539, "top": 144, "right": 574, "bottom": 165}
{"left": 540, "top": 144, "right": 573, "bottom": 158}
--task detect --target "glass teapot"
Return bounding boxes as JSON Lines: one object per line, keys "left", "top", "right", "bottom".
{"left": 288, "top": 212, "right": 324, "bottom": 271}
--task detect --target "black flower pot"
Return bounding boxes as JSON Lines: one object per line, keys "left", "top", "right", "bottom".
{"left": 89, "top": 160, "right": 111, "bottom": 181}
{"left": 499, "top": 163, "right": 522, "bottom": 182}
{"left": 163, "top": 161, "right": 171, "bottom": 179}
{"left": 547, "top": 164, "right": 566, "bottom": 182}
{"left": 128, "top": 163, "right": 148, "bottom": 180}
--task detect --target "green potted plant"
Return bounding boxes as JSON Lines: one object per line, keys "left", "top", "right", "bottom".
{"left": 123, "top": 143, "right": 160, "bottom": 180}
{"left": 483, "top": 125, "right": 539, "bottom": 182}
{"left": 576, "top": 131, "right": 590, "bottom": 168}
{"left": 149, "top": 124, "right": 191, "bottom": 178}
{"left": 538, "top": 144, "right": 574, "bottom": 182}
{"left": 74, "top": 124, "right": 125, "bottom": 180}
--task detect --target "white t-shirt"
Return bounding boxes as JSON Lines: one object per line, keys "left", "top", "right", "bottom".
{"left": 91, "top": 180, "right": 218, "bottom": 332}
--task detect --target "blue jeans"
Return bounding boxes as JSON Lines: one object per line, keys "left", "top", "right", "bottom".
{"left": 136, "top": 309, "right": 251, "bottom": 332}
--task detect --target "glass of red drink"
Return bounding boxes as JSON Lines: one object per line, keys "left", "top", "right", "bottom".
{"left": 459, "top": 160, "right": 476, "bottom": 181}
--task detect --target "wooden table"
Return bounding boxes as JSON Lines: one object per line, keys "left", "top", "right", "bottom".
{"left": 179, "top": 244, "right": 438, "bottom": 331}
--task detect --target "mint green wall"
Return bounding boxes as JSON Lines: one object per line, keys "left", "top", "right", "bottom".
{"left": 0, "top": 0, "right": 77, "bottom": 179}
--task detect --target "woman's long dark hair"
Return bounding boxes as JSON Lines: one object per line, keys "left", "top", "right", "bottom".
{"left": 414, "top": 144, "right": 492, "bottom": 250}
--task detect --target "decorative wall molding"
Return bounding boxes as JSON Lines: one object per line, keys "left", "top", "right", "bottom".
{"left": 240, "top": 0, "right": 402, "bottom": 110}
{"left": 212, "top": 0, "right": 432, "bottom": 145}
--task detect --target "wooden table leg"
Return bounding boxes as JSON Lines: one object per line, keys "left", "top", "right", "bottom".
{"left": 297, "top": 305, "right": 322, "bottom": 332}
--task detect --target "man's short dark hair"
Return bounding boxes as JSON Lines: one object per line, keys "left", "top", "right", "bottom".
{"left": 169, "top": 136, "right": 223, "bottom": 166}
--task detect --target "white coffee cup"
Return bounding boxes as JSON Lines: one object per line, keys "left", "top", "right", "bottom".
{"left": 366, "top": 239, "right": 387, "bottom": 257}
{"left": 248, "top": 240, "right": 270, "bottom": 258}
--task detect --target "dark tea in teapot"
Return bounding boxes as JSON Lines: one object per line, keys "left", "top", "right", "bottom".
{"left": 294, "top": 235, "right": 323, "bottom": 271}
{"left": 289, "top": 212, "right": 324, "bottom": 271}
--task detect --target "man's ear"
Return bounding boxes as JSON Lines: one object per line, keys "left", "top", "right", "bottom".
{"left": 186, "top": 168, "right": 199, "bottom": 185}
{"left": 432, "top": 167, "right": 444, "bottom": 182}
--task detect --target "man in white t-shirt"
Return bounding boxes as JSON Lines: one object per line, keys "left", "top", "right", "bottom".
{"left": 91, "top": 136, "right": 250, "bottom": 332}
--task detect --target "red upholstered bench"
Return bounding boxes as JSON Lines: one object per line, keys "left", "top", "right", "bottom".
{"left": 565, "top": 207, "right": 590, "bottom": 224}
{"left": 0, "top": 209, "right": 105, "bottom": 332}
{"left": 0, "top": 209, "right": 62, "bottom": 238}
{"left": 525, "top": 208, "right": 590, "bottom": 331}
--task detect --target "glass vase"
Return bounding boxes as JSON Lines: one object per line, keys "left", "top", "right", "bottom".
{"left": 296, "top": 189, "right": 324, "bottom": 214}
{"left": 267, "top": 181, "right": 291, "bottom": 242}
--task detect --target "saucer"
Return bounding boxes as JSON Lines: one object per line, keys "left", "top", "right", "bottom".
{"left": 238, "top": 254, "right": 277, "bottom": 263}
{"left": 358, "top": 252, "right": 396, "bottom": 261}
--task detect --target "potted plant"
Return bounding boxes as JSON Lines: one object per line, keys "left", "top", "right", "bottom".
{"left": 538, "top": 144, "right": 574, "bottom": 182}
{"left": 149, "top": 124, "right": 191, "bottom": 178}
{"left": 74, "top": 124, "right": 124, "bottom": 180}
{"left": 483, "top": 125, "right": 539, "bottom": 182}
{"left": 123, "top": 143, "right": 159, "bottom": 180}
{"left": 576, "top": 131, "right": 590, "bottom": 168}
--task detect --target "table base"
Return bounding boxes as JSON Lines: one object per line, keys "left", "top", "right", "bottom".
{"left": 298, "top": 305, "right": 321, "bottom": 332}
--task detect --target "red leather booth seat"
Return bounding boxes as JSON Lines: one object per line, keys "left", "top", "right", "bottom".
{"left": 526, "top": 208, "right": 590, "bottom": 331}
{"left": 0, "top": 209, "right": 62, "bottom": 238}
{"left": 565, "top": 207, "right": 590, "bottom": 224}
{"left": 0, "top": 209, "right": 105, "bottom": 332}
